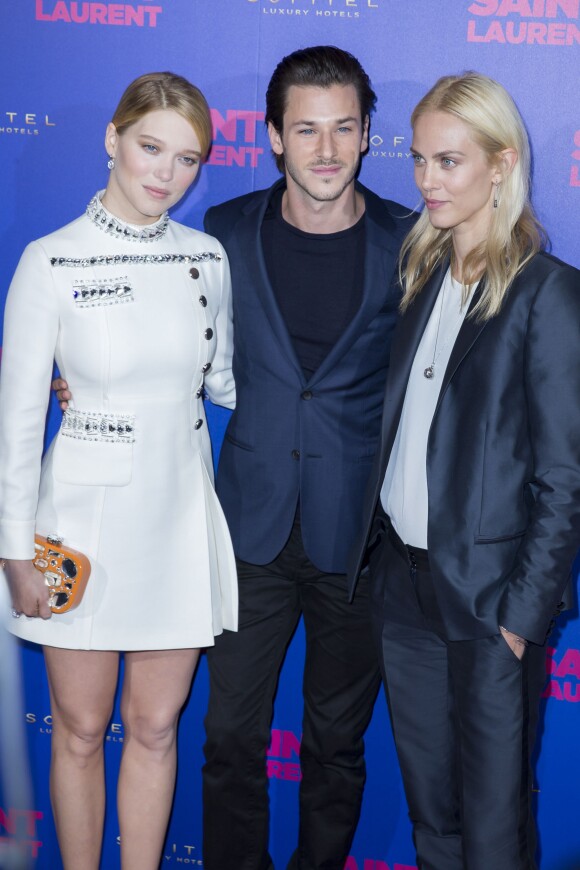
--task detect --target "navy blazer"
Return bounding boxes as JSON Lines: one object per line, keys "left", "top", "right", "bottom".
{"left": 348, "top": 252, "right": 580, "bottom": 644}
{"left": 205, "top": 179, "right": 413, "bottom": 573}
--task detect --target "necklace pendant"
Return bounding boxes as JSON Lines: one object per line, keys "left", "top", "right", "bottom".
{"left": 424, "top": 365, "right": 435, "bottom": 379}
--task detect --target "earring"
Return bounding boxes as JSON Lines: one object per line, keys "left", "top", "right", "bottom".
{"left": 107, "top": 157, "right": 115, "bottom": 170}
{"left": 493, "top": 182, "right": 500, "bottom": 208}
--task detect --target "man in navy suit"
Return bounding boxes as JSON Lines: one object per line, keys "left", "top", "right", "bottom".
{"left": 202, "top": 47, "right": 412, "bottom": 870}
{"left": 53, "top": 47, "right": 412, "bottom": 869}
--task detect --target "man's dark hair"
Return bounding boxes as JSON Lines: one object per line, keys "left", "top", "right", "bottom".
{"left": 265, "top": 45, "right": 377, "bottom": 172}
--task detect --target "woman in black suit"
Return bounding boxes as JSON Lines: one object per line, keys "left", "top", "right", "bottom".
{"left": 348, "top": 72, "right": 580, "bottom": 869}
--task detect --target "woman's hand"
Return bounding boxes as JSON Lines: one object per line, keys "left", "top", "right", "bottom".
{"left": 499, "top": 625, "right": 527, "bottom": 660}
{"left": 4, "top": 559, "right": 52, "bottom": 619}
{"left": 52, "top": 377, "right": 71, "bottom": 411}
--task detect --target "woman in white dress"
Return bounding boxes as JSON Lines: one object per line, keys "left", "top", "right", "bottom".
{"left": 0, "top": 72, "right": 237, "bottom": 869}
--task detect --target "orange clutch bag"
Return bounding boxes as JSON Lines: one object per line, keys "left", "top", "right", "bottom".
{"left": 33, "top": 535, "right": 91, "bottom": 613}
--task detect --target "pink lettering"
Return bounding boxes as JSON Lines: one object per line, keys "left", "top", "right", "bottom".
{"left": 570, "top": 165, "right": 580, "bottom": 185}
{"left": 52, "top": 0, "right": 72, "bottom": 20}
{"left": 543, "top": 679, "right": 563, "bottom": 699}
{"left": 211, "top": 109, "right": 239, "bottom": 142}
{"left": 498, "top": 0, "right": 533, "bottom": 15}
{"left": 268, "top": 729, "right": 282, "bottom": 757}
{"left": 266, "top": 759, "right": 302, "bottom": 781}
{"left": 210, "top": 109, "right": 265, "bottom": 143}
{"left": 467, "top": 19, "right": 488, "bottom": 37}
{"left": 107, "top": 3, "right": 125, "bottom": 23}
{"left": 0, "top": 836, "right": 42, "bottom": 859}
{"left": 281, "top": 730, "right": 300, "bottom": 759}
{"left": 206, "top": 144, "right": 263, "bottom": 168}
{"left": 35, "top": 2, "right": 162, "bottom": 26}
{"left": 506, "top": 20, "right": 528, "bottom": 38}
{"left": 563, "top": 681, "right": 580, "bottom": 701}
{"left": 487, "top": 19, "right": 507, "bottom": 37}
{"left": 208, "top": 144, "right": 226, "bottom": 165}
{"left": 528, "top": 20, "right": 548, "bottom": 38}
{"left": 235, "top": 110, "right": 265, "bottom": 142}
{"left": 267, "top": 760, "right": 283, "bottom": 779}
{"left": 475, "top": 0, "right": 579, "bottom": 12}
{"left": 69, "top": 2, "right": 90, "bottom": 22}
{"left": 545, "top": 0, "right": 579, "bottom": 16}
{"left": 283, "top": 762, "right": 302, "bottom": 781}
{"left": 35, "top": 0, "right": 52, "bottom": 18}
{"left": 563, "top": 21, "right": 580, "bottom": 40}
{"left": 555, "top": 649, "right": 580, "bottom": 678}
{"left": 573, "top": 129, "right": 580, "bottom": 158}
{"left": 90, "top": 3, "right": 108, "bottom": 22}
{"left": 124, "top": 6, "right": 148, "bottom": 25}
{"left": 142, "top": 6, "right": 161, "bottom": 26}
{"left": 467, "top": 17, "right": 579, "bottom": 40}
{"left": 468, "top": 0, "right": 499, "bottom": 14}
{"left": 0, "top": 808, "right": 42, "bottom": 837}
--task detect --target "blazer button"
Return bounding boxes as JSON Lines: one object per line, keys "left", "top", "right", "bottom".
{"left": 291, "top": 449, "right": 300, "bottom": 460}
{"left": 301, "top": 390, "right": 313, "bottom": 400}
{"left": 204, "top": 328, "right": 214, "bottom": 340}
{"left": 189, "top": 267, "right": 200, "bottom": 279}
{"left": 196, "top": 387, "right": 205, "bottom": 399}
{"left": 199, "top": 295, "right": 207, "bottom": 307}
{"left": 202, "top": 363, "right": 212, "bottom": 373}
{"left": 194, "top": 419, "right": 204, "bottom": 430}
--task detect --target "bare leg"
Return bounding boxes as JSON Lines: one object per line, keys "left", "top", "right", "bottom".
{"left": 44, "top": 647, "right": 120, "bottom": 870}
{"left": 118, "top": 647, "right": 200, "bottom": 870}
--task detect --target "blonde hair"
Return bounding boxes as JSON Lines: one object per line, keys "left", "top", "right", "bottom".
{"left": 111, "top": 72, "right": 213, "bottom": 157}
{"left": 400, "top": 72, "right": 546, "bottom": 320}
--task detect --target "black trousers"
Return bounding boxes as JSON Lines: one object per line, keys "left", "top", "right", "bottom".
{"left": 202, "top": 517, "right": 381, "bottom": 870}
{"left": 368, "top": 511, "right": 547, "bottom": 870}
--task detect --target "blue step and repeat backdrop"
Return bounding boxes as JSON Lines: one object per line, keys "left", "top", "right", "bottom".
{"left": 1, "top": 2, "right": 579, "bottom": 868}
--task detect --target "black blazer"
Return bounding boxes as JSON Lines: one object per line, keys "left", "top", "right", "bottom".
{"left": 348, "top": 252, "right": 580, "bottom": 644}
{"left": 205, "top": 179, "right": 413, "bottom": 573}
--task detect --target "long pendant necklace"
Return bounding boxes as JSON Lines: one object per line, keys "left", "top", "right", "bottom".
{"left": 423, "top": 282, "right": 446, "bottom": 379}
{"left": 423, "top": 277, "right": 466, "bottom": 380}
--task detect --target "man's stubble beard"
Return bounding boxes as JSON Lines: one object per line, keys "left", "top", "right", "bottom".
{"left": 284, "top": 157, "right": 359, "bottom": 204}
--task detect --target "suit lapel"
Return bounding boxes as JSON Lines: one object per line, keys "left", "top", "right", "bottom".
{"left": 238, "top": 181, "right": 305, "bottom": 381}
{"left": 434, "top": 277, "right": 488, "bottom": 416}
{"left": 366, "top": 264, "right": 491, "bottom": 523}
{"left": 380, "top": 262, "right": 447, "bottom": 447}
{"left": 378, "top": 266, "right": 489, "bottom": 478}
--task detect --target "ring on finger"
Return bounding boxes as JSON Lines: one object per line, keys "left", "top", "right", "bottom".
{"left": 11, "top": 608, "right": 22, "bottom": 619}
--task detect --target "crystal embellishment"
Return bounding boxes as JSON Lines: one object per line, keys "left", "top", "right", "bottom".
{"left": 51, "top": 252, "right": 222, "bottom": 268}
{"left": 73, "top": 277, "right": 133, "bottom": 308}
{"left": 86, "top": 193, "right": 169, "bottom": 242}
{"left": 61, "top": 409, "right": 136, "bottom": 443}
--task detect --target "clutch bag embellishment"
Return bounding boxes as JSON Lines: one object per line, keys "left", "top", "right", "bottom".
{"left": 33, "top": 535, "right": 91, "bottom": 613}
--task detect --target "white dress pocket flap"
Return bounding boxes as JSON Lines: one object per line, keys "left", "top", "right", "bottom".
{"left": 52, "top": 435, "right": 133, "bottom": 486}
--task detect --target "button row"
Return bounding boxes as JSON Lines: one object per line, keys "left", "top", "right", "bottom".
{"left": 192, "top": 276, "right": 212, "bottom": 373}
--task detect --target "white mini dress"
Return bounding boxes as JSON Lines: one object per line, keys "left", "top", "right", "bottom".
{"left": 0, "top": 194, "right": 238, "bottom": 650}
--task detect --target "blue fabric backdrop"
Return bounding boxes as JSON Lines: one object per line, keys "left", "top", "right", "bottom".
{"left": 1, "top": 2, "right": 579, "bottom": 868}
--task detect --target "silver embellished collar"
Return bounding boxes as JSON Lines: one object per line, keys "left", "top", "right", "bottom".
{"left": 86, "top": 192, "right": 169, "bottom": 242}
